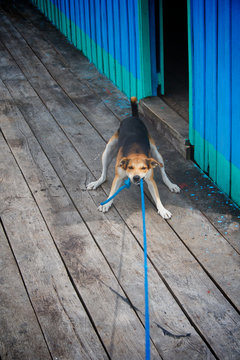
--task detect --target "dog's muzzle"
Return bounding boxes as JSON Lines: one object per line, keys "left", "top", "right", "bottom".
{"left": 132, "top": 175, "right": 141, "bottom": 185}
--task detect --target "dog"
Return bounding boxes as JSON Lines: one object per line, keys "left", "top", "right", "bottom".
{"left": 87, "top": 97, "right": 180, "bottom": 219}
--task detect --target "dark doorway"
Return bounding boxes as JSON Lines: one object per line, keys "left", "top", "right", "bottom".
{"left": 160, "top": 0, "right": 189, "bottom": 122}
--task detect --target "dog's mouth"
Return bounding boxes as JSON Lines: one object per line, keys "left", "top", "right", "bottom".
{"left": 132, "top": 176, "right": 144, "bottom": 185}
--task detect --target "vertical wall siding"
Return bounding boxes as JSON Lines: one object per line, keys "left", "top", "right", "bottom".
{"left": 31, "top": 0, "right": 153, "bottom": 100}
{"left": 189, "top": 0, "right": 240, "bottom": 206}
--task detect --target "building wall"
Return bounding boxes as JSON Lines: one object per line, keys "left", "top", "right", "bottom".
{"left": 31, "top": 0, "right": 154, "bottom": 100}
{"left": 189, "top": 0, "right": 240, "bottom": 206}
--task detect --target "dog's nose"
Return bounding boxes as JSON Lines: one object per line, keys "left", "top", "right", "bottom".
{"left": 133, "top": 175, "right": 140, "bottom": 183}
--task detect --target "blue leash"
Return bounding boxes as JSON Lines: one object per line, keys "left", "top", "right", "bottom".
{"left": 140, "top": 178, "right": 151, "bottom": 360}
{"left": 100, "top": 177, "right": 151, "bottom": 359}
{"left": 100, "top": 178, "right": 131, "bottom": 206}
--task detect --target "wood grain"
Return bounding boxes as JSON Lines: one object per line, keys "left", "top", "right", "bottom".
{"left": 0, "top": 4, "right": 240, "bottom": 359}
{"left": 0, "top": 129, "right": 108, "bottom": 360}
{"left": 0, "top": 223, "right": 51, "bottom": 360}
{"left": 0, "top": 82, "right": 160, "bottom": 359}
{"left": 2, "top": 78, "right": 215, "bottom": 359}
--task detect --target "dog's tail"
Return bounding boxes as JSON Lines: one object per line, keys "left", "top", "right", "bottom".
{"left": 131, "top": 96, "right": 139, "bottom": 118}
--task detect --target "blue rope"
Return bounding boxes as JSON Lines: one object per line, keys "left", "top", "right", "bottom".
{"left": 100, "top": 177, "right": 151, "bottom": 359}
{"left": 140, "top": 178, "right": 151, "bottom": 360}
{"left": 100, "top": 178, "right": 131, "bottom": 206}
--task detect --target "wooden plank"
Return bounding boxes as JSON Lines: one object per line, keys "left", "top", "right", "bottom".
{"left": 0, "top": 81, "right": 160, "bottom": 359}
{"left": 0, "top": 116, "right": 108, "bottom": 360}
{"left": 0, "top": 16, "right": 51, "bottom": 81}
{"left": 150, "top": 147, "right": 240, "bottom": 310}
{"left": 86, "top": 76, "right": 131, "bottom": 120}
{"left": 0, "top": 48, "right": 25, "bottom": 81}
{"left": 11, "top": 77, "right": 240, "bottom": 358}
{"left": 161, "top": 137, "right": 240, "bottom": 253}
{"left": 2, "top": 78, "right": 214, "bottom": 359}
{"left": 0, "top": 223, "right": 51, "bottom": 360}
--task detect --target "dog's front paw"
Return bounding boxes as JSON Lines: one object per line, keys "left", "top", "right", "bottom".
{"left": 169, "top": 183, "right": 181, "bottom": 193}
{"left": 158, "top": 207, "right": 172, "bottom": 219}
{"left": 87, "top": 181, "right": 99, "bottom": 190}
{"left": 98, "top": 202, "right": 112, "bottom": 213}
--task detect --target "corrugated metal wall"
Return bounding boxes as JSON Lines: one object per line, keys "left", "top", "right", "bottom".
{"left": 189, "top": 0, "right": 240, "bottom": 206}
{"left": 31, "top": 0, "right": 156, "bottom": 100}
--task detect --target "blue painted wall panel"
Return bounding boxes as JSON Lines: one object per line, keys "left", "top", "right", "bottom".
{"left": 113, "top": 0, "right": 122, "bottom": 90}
{"left": 190, "top": 0, "right": 240, "bottom": 205}
{"left": 205, "top": 0, "right": 217, "bottom": 179}
{"left": 47, "top": 0, "right": 142, "bottom": 80}
{"left": 192, "top": 0, "right": 205, "bottom": 169}
{"left": 231, "top": 0, "right": 240, "bottom": 169}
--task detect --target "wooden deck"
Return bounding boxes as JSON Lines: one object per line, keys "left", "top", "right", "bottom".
{"left": 0, "top": 2, "right": 240, "bottom": 359}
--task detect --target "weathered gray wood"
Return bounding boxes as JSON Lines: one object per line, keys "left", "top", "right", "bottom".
{"left": 1, "top": 78, "right": 216, "bottom": 359}
{"left": 0, "top": 83, "right": 160, "bottom": 359}
{"left": 85, "top": 76, "right": 131, "bottom": 120}
{"left": 8, "top": 6, "right": 129, "bottom": 120}
{"left": 1, "top": 5, "right": 240, "bottom": 359}
{"left": 0, "top": 223, "right": 51, "bottom": 360}
{"left": 144, "top": 114, "right": 240, "bottom": 254}
{"left": 29, "top": 56, "right": 240, "bottom": 316}
{"left": 30, "top": 36, "right": 240, "bottom": 314}
{"left": 0, "top": 16, "right": 51, "bottom": 81}
{"left": 2, "top": 78, "right": 218, "bottom": 359}
{"left": 15, "top": 0, "right": 240, "bottom": 254}
{"left": 0, "top": 128, "right": 108, "bottom": 360}
{"left": 0, "top": 48, "right": 25, "bottom": 81}
{"left": 8, "top": 79, "right": 240, "bottom": 359}
{"left": 13, "top": 0, "right": 240, "bottom": 255}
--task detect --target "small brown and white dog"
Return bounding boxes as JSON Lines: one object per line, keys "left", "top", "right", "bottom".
{"left": 87, "top": 97, "right": 180, "bottom": 219}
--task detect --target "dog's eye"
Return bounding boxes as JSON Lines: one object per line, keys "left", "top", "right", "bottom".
{"left": 128, "top": 166, "right": 134, "bottom": 170}
{"left": 141, "top": 167, "right": 147, "bottom": 170}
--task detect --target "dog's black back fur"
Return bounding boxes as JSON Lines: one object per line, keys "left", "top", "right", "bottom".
{"left": 118, "top": 98, "right": 150, "bottom": 157}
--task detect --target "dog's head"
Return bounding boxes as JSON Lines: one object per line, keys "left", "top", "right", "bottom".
{"left": 119, "top": 156, "right": 163, "bottom": 184}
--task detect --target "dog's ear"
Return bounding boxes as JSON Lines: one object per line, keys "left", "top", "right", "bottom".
{"left": 119, "top": 157, "right": 129, "bottom": 170}
{"left": 147, "top": 158, "right": 163, "bottom": 168}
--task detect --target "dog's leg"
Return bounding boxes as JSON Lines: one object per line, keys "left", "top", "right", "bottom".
{"left": 145, "top": 177, "right": 172, "bottom": 219}
{"left": 87, "top": 133, "right": 118, "bottom": 190}
{"left": 150, "top": 140, "right": 180, "bottom": 193}
{"left": 98, "top": 174, "right": 123, "bottom": 212}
